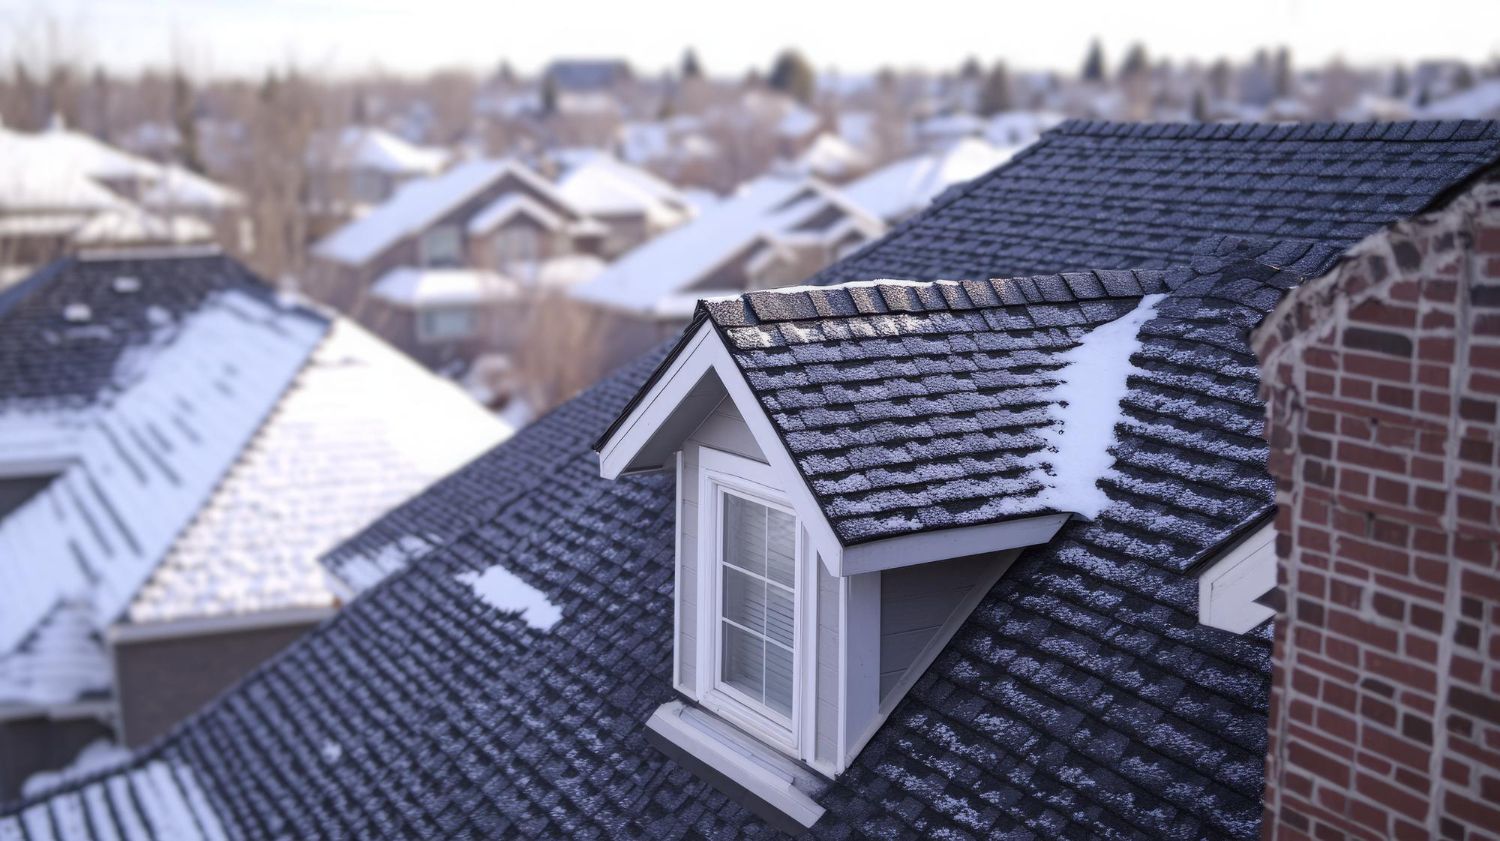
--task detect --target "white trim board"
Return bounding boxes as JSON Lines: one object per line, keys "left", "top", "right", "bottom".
{"left": 596, "top": 320, "right": 1071, "bottom": 576}
{"left": 1197, "top": 523, "right": 1277, "bottom": 634}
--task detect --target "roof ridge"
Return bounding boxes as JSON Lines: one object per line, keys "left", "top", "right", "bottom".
{"left": 1049, "top": 118, "right": 1500, "bottom": 143}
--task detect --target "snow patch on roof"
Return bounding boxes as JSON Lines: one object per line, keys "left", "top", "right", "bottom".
{"left": 844, "top": 138, "right": 1013, "bottom": 222}
{"left": 1037, "top": 293, "right": 1164, "bottom": 518}
{"left": 21, "top": 740, "right": 130, "bottom": 799}
{"left": 313, "top": 126, "right": 450, "bottom": 175}
{"left": 457, "top": 564, "right": 561, "bottom": 630}
{"left": 331, "top": 534, "right": 436, "bottom": 595}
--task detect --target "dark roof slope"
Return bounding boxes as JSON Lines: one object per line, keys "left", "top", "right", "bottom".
{"left": 694, "top": 272, "right": 1165, "bottom": 543}
{"left": 815, "top": 119, "right": 1500, "bottom": 285}
{"left": 5, "top": 240, "right": 1321, "bottom": 841}
{"left": 0, "top": 249, "right": 301, "bottom": 406}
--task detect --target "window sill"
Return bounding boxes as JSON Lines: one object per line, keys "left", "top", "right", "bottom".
{"left": 644, "top": 700, "right": 825, "bottom": 832}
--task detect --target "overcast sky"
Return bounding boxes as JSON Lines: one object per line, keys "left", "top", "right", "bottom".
{"left": 4, "top": 0, "right": 1497, "bottom": 78}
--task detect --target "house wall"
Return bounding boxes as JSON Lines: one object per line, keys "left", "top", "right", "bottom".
{"left": 1254, "top": 180, "right": 1500, "bottom": 841}
{"left": 112, "top": 618, "right": 322, "bottom": 748}
{"left": 0, "top": 714, "right": 113, "bottom": 802}
{"left": 878, "top": 554, "right": 997, "bottom": 701}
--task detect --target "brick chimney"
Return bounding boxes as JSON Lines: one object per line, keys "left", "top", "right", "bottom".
{"left": 1253, "top": 178, "right": 1500, "bottom": 840}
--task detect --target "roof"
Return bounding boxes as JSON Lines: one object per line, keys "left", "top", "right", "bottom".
{"left": 554, "top": 151, "right": 690, "bottom": 225}
{"left": 0, "top": 251, "right": 509, "bottom": 707}
{"left": 843, "top": 137, "right": 1015, "bottom": 222}
{"left": 570, "top": 175, "right": 879, "bottom": 315}
{"left": 311, "top": 126, "right": 450, "bottom": 176}
{"left": 817, "top": 118, "right": 1500, "bottom": 285}
{"left": 127, "top": 319, "right": 511, "bottom": 624}
{"left": 313, "top": 159, "right": 524, "bottom": 266}
{"left": 8, "top": 120, "right": 1500, "bottom": 839}
{"left": 370, "top": 266, "right": 518, "bottom": 307}
{"left": 792, "top": 132, "right": 869, "bottom": 180}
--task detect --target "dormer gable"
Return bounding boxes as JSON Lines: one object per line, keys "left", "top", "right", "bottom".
{"left": 595, "top": 272, "right": 1172, "bottom": 827}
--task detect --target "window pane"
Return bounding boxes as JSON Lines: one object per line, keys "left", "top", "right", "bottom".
{"left": 766, "top": 508, "right": 795, "bottom": 586}
{"left": 723, "top": 495, "right": 766, "bottom": 576}
{"left": 765, "top": 583, "right": 794, "bottom": 648}
{"left": 765, "top": 643, "right": 794, "bottom": 717}
{"left": 721, "top": 622, "right": 765, "bottom": 702}
{"left": 722, "top": 566, "right": 765, "bottom": 636}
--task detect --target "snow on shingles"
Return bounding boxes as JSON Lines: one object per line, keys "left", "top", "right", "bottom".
{"left": 844, "top": 138, "right": 1015, "bottom": 222}
{"left": 312, "top": 159, "right": 512, "bottom": 266}
{"left": 369, "top": 266, "right": 517, "bottom": 308}
{"left": 0, "top": 601, "right": 109, "bottom": 707}
{"left": 130, "top": 319, "right": 508, "bottom": 623}
{"left": 330, "top": 534, "right": 437, "bottom": 595}
{"left": 21, "top": 740, "right": 130, "bottom": 799}
{"left": 455, "top": 564, "right": 562, "bottom": 631}
{"left": 0, "top": 289, "right": 323, "bottom": 656}
{"left": 1034, "top": 293, "right": 1163, "bottom": 519}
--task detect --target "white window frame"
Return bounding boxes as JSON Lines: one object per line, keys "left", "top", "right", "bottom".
{"left": 695, "top": 447, "right": 815, "bottom": 757}
{"left": 415, "top": 304, "right": 477, "bottom": 343}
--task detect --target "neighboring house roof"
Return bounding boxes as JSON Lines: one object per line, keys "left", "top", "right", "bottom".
{"left": 570, "top": 175, "right": 882, "bottom": 317}
{"left": 554, "top": 151, "right": 691, "bottom": 226}
{"left": 0, "top": 251, "right": 509, "bottom": 709}
{"left": 843, "top": 137, "right": 1015, "bottom": 222}
{"left": 819, "top": 119, "right": 1500, "bottom": 285}
{"left": 313, "top": 159, "right": 547, "bottom": 266}
{"left": 8, "top": 121, "right": 1500, "bottom": 840}
{"left": 370, "top": 266, "right": 519, "bottom": 307}
{"left": 465, "top": 192, "right": 570, "bottom": 235}
{"left": 792, "top": 132, "right": 868, "bottom": 180}
{"left": 311, "top": 126, "right": 450, "bottom": 176}
{"left": 137, "top": 165, "right": 244, "bottom": 211}
{"left": 1418, "top": 79, "right": 1500, "bottom": 119}
{"left": 128, "top": 318, "right": 511, "bottom": 623}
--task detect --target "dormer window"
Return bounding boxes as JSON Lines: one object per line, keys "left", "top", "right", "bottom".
{"left": 594, "top": 276, "right": 1165, "bottom": 829}
{"left": 698, "top": 450, "right": 804, "bottom": 750}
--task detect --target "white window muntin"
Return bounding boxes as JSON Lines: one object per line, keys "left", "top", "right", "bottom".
{"left": 696, "top": 447, "right": 811, "bottom": 753}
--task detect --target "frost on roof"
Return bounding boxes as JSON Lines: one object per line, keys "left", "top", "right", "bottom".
{"left": 456, "top": 564, "right": 562, "bottom": 631}
{"left": 1036, "top": 292, "right": 1164, "bottom": 519}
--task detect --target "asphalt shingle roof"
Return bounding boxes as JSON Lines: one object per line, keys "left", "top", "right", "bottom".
{"left": 7, "top": 120, "right": 1500, "bottom": 840}
{"left": 814, "top": 119, "right": 1500, "bottom": 285}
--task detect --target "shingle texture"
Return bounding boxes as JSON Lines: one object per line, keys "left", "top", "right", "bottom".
{"left": 814, "top": 119, "right": 1500, "bottom": 285}
{"left": 696, "top": 273, "right": 1165, "bottom": 543}
{"left": 7, "top": 121, "right": 1499, "bottom": 840}
{"left": 0, "top": 251, "right": 288, "bottom": 406}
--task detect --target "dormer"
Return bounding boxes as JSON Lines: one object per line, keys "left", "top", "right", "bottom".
{"left": 595, "top": 272, "right": 1169, "bottom": 829}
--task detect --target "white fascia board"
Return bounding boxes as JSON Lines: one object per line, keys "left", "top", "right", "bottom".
{"left": 1198, "top": 523, "right": 1278, "bottom": 634}
{"left": 645, "top": 700, "right": 826, "bottom": 830}
{"left": 106, "top": 605, "right": 335, "bottom": 645}
{"left": 836, "top": 513, "right": 1069, "bottom": 577}
{"left": 596, "top": 322, "right": 713, "bottom": 479}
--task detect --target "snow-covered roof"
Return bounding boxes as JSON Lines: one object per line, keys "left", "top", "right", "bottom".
{"left": 777, "top": 104, "right": 821, "bottom": 140}
{"left": 983, "top": 111, "right": 1066, "bottom": 147}
{"left": 466, "top": 192, "right": 568, "bottom": 236}
{"left": 791, "top": 132, "right": 869, "bottom": 179}
{"left": 0, "top": 287, "right": 325, "bottom": 658}
{"left": 1419, "top": 79, "right": 1500, "bottom": 119}
{"left": 0, "top": 601, "right": 109, "bottom": 709}
{"left": 128, "top": 319, "right": 510, "bottom": 623}
{"left": 370, "top": 266, "right": 519, "bottom": 307}
{"left": 535, "top": 254, "right": 606, "bottom": 287}
{"left": 554, "top": 152, "right": 689, "bottom": 226}
{"left": 137, "top": 164, "right": 243, "bottom": 211}
{"left": 570, "top": 175, "right": 879, "bottom": 314}
{"left": 843, "top": 137, "right": 1014, "bottom": 222}
{"left": 310, "top": 126, "right": 450, "bottom": 176}
{"left": 70, "top": 206, "right": 214, "bottom": 245}
{"left": 313, "top": 159, "right": 524, "bottom": 266}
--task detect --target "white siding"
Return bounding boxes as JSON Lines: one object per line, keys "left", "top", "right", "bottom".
{"left": 676, "top": 398, "right": 766, "bottom": 697}
{"left": 878, "top": 554, "right": 997, "bottom": 701}
{"left": 815, "top": 554, "right": 840, "bottom": 768}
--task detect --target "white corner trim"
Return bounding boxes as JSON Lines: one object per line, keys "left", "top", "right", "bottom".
{"left": 646, "top": 701, "right": 826, "bottom": 829}
{"left": 1198, "top": 523, "right": 1278, "bottom": 634}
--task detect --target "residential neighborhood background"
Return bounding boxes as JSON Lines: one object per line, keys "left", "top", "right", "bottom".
{"left": 1, "top": 0, "right": 1499, "bottom": 837}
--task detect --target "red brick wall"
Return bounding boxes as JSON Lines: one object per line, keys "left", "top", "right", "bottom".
{"left": 1254, "top": 179, "right": 1500, "bottom": 841}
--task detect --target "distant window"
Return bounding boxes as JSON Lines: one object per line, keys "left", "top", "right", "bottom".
{"left": 494, "top": 225, "right": 541, "bottom": 275}
{"left": 416, "top": 306, "right": 477, "bottom": 343}
{"left": 0, "top": 474, "right": 56, "bottom": 520}
{"left": 420, "top": 225, "right": 463, "bottom": 268}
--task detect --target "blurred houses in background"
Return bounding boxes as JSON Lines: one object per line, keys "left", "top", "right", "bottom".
{"left": 0, "top": 249, "right": 508, "bottom": 800}
{"left": 304, "top": 124, "right": 450, "bottom": 230}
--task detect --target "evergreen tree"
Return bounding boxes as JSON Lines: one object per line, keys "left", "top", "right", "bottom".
{"left": 959, "top": 56, "right": 982, "bottom": 80}
{"left": 681, "top": 48, "right": 703, "bottom": 80}
{"left": 540, "top": 73, "right": 558, "bottom": 115}
{"left": 1081, "top": 39, "right": 1105, "bottom": 82}
{"left": 1119, "top": 43, "right": 1149, "bottom": 80}
{"left": 768, "top": 49, "right": 816, "bottom": 104}
{"left": 1191, "top": 88, "right": 1209, "bottom": 122}
{"left": 978, "top": 61, "right": 1012, "bottom": 116}
{"left": 1274, "top": 47, "right": 1293, "bottom": 98}
{"left": 171, "top": 70, "right": 204, "bottom": 173}
{"left": 1391, "top": 65, "right": 1410, "bottom": 99}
